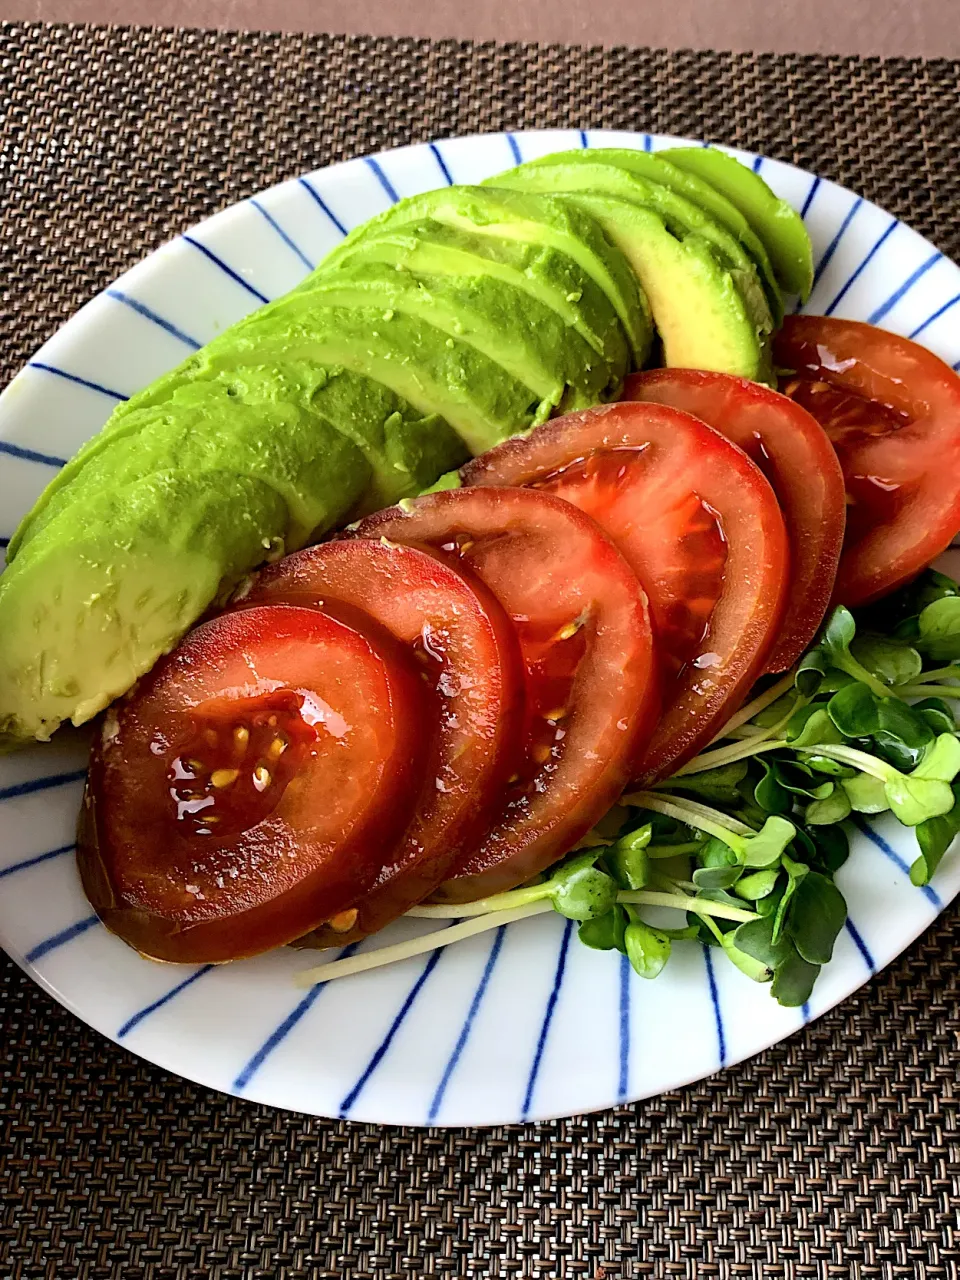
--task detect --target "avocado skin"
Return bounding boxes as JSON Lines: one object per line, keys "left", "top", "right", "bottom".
{"left": 486, "top": 160, "right": 775, "bottom": 355}
{"left": 318, "top": 184, "right": 652, "bottom": 366}
{"left": 523, "top": 147, "right": 784, "bottom": 325}
{"left": 662, "top": 147, "right": 814, "bottom": 301}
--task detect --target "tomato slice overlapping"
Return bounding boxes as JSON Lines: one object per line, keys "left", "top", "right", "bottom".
{"left": 354, "top": 485, "right": 660, "bottom": 900}
{"left": 78, "top": 605, "right": 427, "bottom": 962}
{"left": 623, "top": 369, "right": 846, "bottom": 670}
{"left": 776, "top": 315, "right": 960, "bottom": 606}
{"left": 462, "top": 402, "right": 789, "bottom": 781}
{"left": 236, "top": 538, "right": 523, "bottom": 945}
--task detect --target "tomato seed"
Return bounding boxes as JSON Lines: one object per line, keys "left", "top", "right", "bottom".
{"left": 328, "top": 908, "right": 359, "bottom": 932}
{"left": 211, "top": 768, "right": 239, "bottom": 788}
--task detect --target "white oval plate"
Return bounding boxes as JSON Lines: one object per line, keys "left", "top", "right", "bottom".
{"left": 2, "top": 130, "right": 960, "bottom": 1127}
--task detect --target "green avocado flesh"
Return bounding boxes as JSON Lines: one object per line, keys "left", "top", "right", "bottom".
{"left": 486, "top": 161, "right": 775, "bottom": 368}
{"left": 521, "top": 148, "right": 784, "bottom": 325}
{"left": 319, "top": 185, "right": 652, "bottom": 366}
{"left": 662, "top": 147, "right": 814, "bottom": 301}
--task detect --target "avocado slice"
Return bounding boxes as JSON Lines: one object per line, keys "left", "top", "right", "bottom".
{"left": 662, "top": 147, "right": 814, "bottom": 301}
{"left": 520, "top": 147, "right": 784, "bottom": 325}
{"left": 0, "top": 470, "right": 293, "bottom": 742}
{"left": 468, "top": 181, "right": 764, "bottom": 379}
{"left": 317, "top": 185, "right": 652, "bottom": 366}
{"left": 322, "top": 219, "right": 628, "bottom": 407}
{"left": 10, "top": 376, "right": 374, "bottom": 559}
{"left": 485, "top": 160, "right": 775, "bottom": 352}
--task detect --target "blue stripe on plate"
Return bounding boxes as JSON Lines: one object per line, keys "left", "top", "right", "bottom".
{"left": 802, "top": 1001, "right": 811, "bottom": 1021}
{"left": 643, "top": 134, "right": 652, "bottom": 152}
{"left": 810, "top": 196, "right": 863, "bottom": 290}
{"left": 800, "top": 175, "right": 821, "bottom": 219}
{"left": 867, "top": 251, "right": 942, "bottom": 325}
{"left": 429, "top": 142, "right": 454, "bottom": 186}
{"left": 182, "top": 235, "right": 270, "bottom": 304}
{"left": 845, "top": 917, "right": 875, "bottom": 971}
{"left": 0, "top": 438, "right": 68, "bottom": 469}
{"left": 0, "top": 768, "right": 87, "bottom": 802}
{"left": 249, "top": 198, "right": 315, "bottom": 272}
{"left": 427, "top": 924, "right": 506, "bottom": 1124}
{"left": 579, "top": 129, "right": 589, "bottom": 148}
{"left": 233, "top": 941, "right": 361, "bottom": 1090}
{"left": 0, "top": 535, "right": 9, "bottom": 549}
{"left": 854, "top": 817, "right": 942, "bottom": 907}
{"left": 507, "top": 133, "right": 522, "bottom": 164}
{"left": 25, "top": 914, "right": 100, "bottom": 964}
{"left": 0, "top": 842, "right": 75, "bottom": 879}
{"left": 105, "top": 288, "right": 202, "bottom": 349}
{"left": 298, "top": 177, "right": 348, "bottom": 236}
{"left": 617, "top": 952, "right": 631, "bottom": 1101}
{"left": 909, "top": 291, "right": 960, "bottom": 340}
{"left": 117, "top": 965, "right": 216, "bottom": 1039}
{"left": 824, "top": 217, "right": 898, "bottom": 316}
{"left": 27, "top": 361, "right": 128, "bottom": 402}
{"left": 340, "top": 947, "right": 445, "bottom": 1116}
{"left": 521, "top": 918, "right": 573, "bottom": 1121}
{"left": 751, "top": 155, "right": 763, "bottom": 173}
{"left": 702, "top": 944, "right": 727, "bottom": 1066}
{"left": 363, "top": 156, "right": 400, "bottom": 204}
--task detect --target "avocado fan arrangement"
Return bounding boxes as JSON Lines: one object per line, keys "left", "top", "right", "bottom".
{"left": 3, "top": 144, "right": 960, "bottom": 1013}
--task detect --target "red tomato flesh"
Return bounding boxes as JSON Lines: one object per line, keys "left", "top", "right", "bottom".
{"left": 775, "top": 315, "right": 960, "bottom": 606}
{"left": 78, "top": 605, "right": 427, "bottom": 962}
{"left": 623, "top": 369, "right": 846, "bottom": 670}
{"left": 462, "top": 402, "right": 789, "bottom": 782}
{"left": 236, "top": 539, "right": 523, "bottom": 945}
{"left": 354, "top": 486, "right": 660, "bottom": 901}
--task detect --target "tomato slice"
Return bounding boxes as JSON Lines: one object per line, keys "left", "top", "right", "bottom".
{"left": 235, "top": 539, "right": 523, "bottom": 944}
{"left": 78, "top": 604, "right": 427, "bottom": 962}
{"left": 775, "top": 315, "right": 960, "bottom": 606}
{"left": 623, "top": 369, "right": 846, "bottom": 670}
{"left": 354, "top": 486, "right": 659, "bottom": 901}
{"left": 462, "top": 402, "right": 789, "bottom": 781}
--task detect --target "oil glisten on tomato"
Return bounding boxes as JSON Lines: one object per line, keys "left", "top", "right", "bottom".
{"left": 235, "top": 538, "right": 523, "bottom": 947}
{"left": 354, "top": 485, "right": 660, "bottom": 901}
{"left": 622, "top": 369, "right": 846, "bottom": 671}
{"left": 78, "top": 605, "right": 428, "bottom": 963}
{"left": 775, "top": 315, "right": 960, "bottom": 606}
{"left": 462, "top": 402, "right": 789, "bottom": 781}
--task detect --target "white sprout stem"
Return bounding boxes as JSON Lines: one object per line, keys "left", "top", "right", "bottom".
{"left": 898, "top": 684, "right": 960, "bottom": 700}
{"left": 619, "top": 890, "right": 757, "bottom": 924}
{"left": 794, "top": 742, "right": 892, "bottom": 780}
{"left": 624, "top": 790, "right": 755, "bottom": 839}
{"left": 407, "top": 887, "right": 550, "bottom": 918}
{"left": 908, "top": 666, "right": 960, "bottom": 684}
{"left": 293, "top": 901, "right": 552, "bottom": 987}
{"left": 670, "top": 737, "right": 788, "bottom": 777}
{"left": 706, "top": 670, "right": 797, "bottom": 746}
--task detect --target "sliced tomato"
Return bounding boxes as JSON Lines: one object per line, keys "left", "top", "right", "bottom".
{"left": 236, "top": 539, "right": 522, "bottom": 945}
{"left": 462, "top": 402, "right": 789, "bottom": 781}
{"left": 623, "top": 369, "right": 845, "bottom": 670}
{"left": 354, "top": 486, "right": 659, "bottom": 901}
{"left": 78, "top": 604, "right": 427, "bottom": 962}
{"left": 775, "top": 315, "right": 960, "bottom": 606}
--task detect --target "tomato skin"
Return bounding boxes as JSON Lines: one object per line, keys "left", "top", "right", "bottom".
{"left": 623, "top": 369, "right": 846, "bottom": 671}
{"left": 235, "top": 539, "right": 523, "bottom": 945}
{"left": 775, "top": 315, "right": 960, "bottom": 606}
{"left": 462, "top": 402, "right": 789, "bottom": 782}
{"left": 354, "top": 486, "right": 660, "bottom": 900}
{"left": 78, "top": 605, "right": 426, "bottom": 963}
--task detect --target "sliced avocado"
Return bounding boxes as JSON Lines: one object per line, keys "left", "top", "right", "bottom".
{"left": 10, "top": 377, "right": 373, "bottom": 558}
{"left": 207, "top": 294, "right": 547, "bottom": 456}
{"left": 521, "top": 147, "right": 784, "bottom": 325}
{"left": 317, "top": 185, "right": 652, "bottom": 366}
{"left": 662, "top": 147, "right": 814, "bottom": 301}
{"left": 322, "top": 220, "right": 628, "bottom": 407}
{"left": 485, "top": 161, "right": 775, "bottom": 349}
{"left": 0, "top": 470, "right": 292, "bottom": 742}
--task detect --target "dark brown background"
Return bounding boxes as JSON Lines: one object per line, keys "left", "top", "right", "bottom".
{"left": 0, "top": 0, "right": 958, "bottom": 58}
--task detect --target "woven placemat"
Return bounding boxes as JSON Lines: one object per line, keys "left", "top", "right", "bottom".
{"left": 3, "top": 22, "right": 960, "bottom": 1278}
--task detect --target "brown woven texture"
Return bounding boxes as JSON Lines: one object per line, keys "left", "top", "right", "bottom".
{"left": 3, "top": 21, "right": 960, "bottom": 1279}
